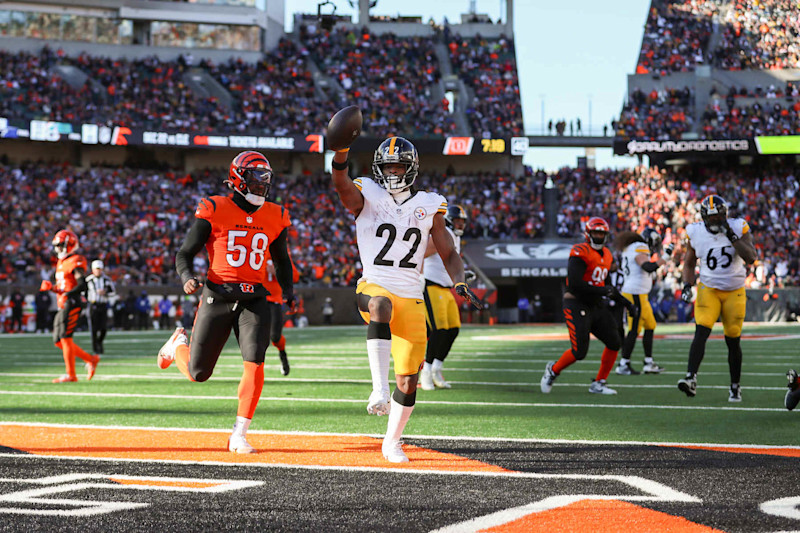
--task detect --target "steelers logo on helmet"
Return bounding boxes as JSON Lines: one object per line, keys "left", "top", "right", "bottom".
{"left": 53, "top": 229, "right": 79, "bottom": 259}
{"left": 584, "top": 217, "right": 610, "bottom": 250}
{"left": 699, "top": 194, "right": 728, "bottom": 234}
{"left": 640, "top": 227, "right": 662, "bottom": 252}
{"left": 445, "top": 204, "right": 468, "bottom": 236}
{"left": 372, "top": 137, "right": 419, "bottom": 194}
{"left": 226, "top": 151, "right": 273, "bottom": 206}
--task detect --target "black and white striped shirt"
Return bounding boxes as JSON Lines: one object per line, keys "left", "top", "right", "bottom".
{"left": 85, "top": 274, "right": 115, "bottom": 304}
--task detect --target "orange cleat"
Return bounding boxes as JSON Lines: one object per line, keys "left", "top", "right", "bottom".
{"left": 86, "top": 354, "right": 100, "bottom": 381}
{"left": 53, "top": 375, "right": 78, "bottom": 383}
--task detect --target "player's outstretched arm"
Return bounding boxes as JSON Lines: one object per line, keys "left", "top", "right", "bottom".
{"left": 331, "top": 149, "right": 364, "bottom": 217}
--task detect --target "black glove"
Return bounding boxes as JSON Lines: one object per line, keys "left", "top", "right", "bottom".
{"left": 681, "top": 283, "right": 694, "bottom": 303}
{"left": 455, "top": 282, "right": 481, "bottom": 310}
{"left": 464, "top": 269, "right": 477, "bottom": 285}
{"left": 720, "top": 219, "right": 738, "bottom": 243}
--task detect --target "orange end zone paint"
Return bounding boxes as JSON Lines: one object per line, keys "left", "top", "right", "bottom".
{"left": 480, "top": 499, "right": 725, "bottom": 533}
{"left": 0, "top": 424, "right": 509, "bottom": 472}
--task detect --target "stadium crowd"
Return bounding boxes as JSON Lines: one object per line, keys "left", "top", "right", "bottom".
{"left": 1, "top": 161, "right": 798, "bottom": 292}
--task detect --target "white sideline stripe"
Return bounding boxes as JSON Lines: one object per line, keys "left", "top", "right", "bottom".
{"left": 0, "top": 390, "right": 785, "bottom": 411}
{"left": 0, "top": 373, "right": 789, "bottom": 391}
{"left": 3, "top": 421, "right": 798, "bottom": 450}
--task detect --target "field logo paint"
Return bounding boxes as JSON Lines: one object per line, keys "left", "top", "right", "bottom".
{"left": 429, "top": 473, "right": 700, "bottom": 533}
{"left": 761, "top": 496, "right": 800, "bottom": 520}
{"left": 0, "top": 474, "right": 263, "bottom": 517}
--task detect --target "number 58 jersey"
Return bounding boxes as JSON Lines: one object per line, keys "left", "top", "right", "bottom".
{"left": 195, "top": 195, "right": 291, "bottom": 286}
{"left": 686, "top": 218, "right": 749, "bottom": 291}
{"left": 354, "top": 177, "right": 447, "bottom": 299}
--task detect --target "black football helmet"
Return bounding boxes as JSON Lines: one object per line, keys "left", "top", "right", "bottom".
{"left": 372, "top": 136, "right": 419, "bottom": 194}
{"left": 699, "top": 194, "right": 728, "bottom": 234}
{"left": 640, "top": 228, "right": 662, "bottom": 252}
{"left": 444, "top": 204, "right": 468, "bottom": 236}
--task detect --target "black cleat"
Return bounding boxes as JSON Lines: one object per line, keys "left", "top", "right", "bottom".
{"left": 678, "top": 376, "right": 697, "bottom": 397}
{"left": 786, "top": 370, "right": 800, "bottom": 410}
{"left": 279, "top": 350, "right": 290, "bottom": 376}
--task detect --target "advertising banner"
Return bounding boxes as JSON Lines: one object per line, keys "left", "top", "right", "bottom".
{"left": 614, "top": 138, "right": 753, "bottom": 156}
{"left": 462, "top": 240, "right": 572, "bottom": 278}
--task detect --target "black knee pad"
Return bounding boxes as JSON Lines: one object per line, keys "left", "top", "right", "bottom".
{"left": 367, "top": 321, "right": 391, "bottom": 340}
{"left": 392, "top": 388, "right": 416, "bottom": 407}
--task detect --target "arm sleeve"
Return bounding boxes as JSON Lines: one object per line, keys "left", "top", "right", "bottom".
{"left": 175, "top": 218, "right": 212, "bottom": 285}
{"left": 66, "top": 277, "right": 88, "bottom": 300}
{"left": 567, "top": 257, "right": 608, "bottom": 296}
{"left": 268, "top": 228, "right": 293, "bottom": 299}
{"left": 640, "top": 261, "right": 659, "bottom": 273}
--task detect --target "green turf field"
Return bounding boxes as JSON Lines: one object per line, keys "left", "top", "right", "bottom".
{"left": 0, "top": 323, "right": 797, "bottom": 445}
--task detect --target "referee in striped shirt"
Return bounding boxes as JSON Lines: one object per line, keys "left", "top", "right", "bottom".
{"left": 85, "top": 260, "right": 115, "bottom": 355}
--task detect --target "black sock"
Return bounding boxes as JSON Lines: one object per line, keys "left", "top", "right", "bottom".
{"left": 643, "top": 329, "right": 654, "bottom": 360}
{"left": 622, "top": 328, "right": 637, "bottom": 359}
{"left": 725, "top": 335, "right": 742, "bottom": 384}
{"left": 687, "top": 325, "right": 712, "bottom": 375}
{"left": 426, "top": 330, "right": 444, "bottom": 364}
{"left": 438, "top": 328, "right": 459, "bottom": 363}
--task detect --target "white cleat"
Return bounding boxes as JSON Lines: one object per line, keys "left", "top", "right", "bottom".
{"left": 228, "top": 433, "right": 256, "bottom": 454}
{"left": 382, "top": 440, "right": 409, "bottom": 463}
{"left": 157, "top": 326, "right": 188, "bottom": 369}
{"left": 589, "top": 380, "right": 617, "bottom": 395}
{"left": 540, "top": 361, "right": 557, "bottom": 394}
{"left": 419, "top": 368, "right": 435, "bottom": 391}
{"left": 642, "top": 362, "right": 664, "bottom": 374}
{"left": 366, "top": 390, "right": 391, "bottom": 416}
{"left": 432, "top": 368, "right": 451, "bottom": 389}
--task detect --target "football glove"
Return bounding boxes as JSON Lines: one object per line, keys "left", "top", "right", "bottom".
{"left": 40, "top": 280, "right": 52, "bottom": 292}
{"left": 681, "top": 283, "right": 694, "bottom": 303}
{"left": 464, "top": 269, "right": 477, "bottom": 284}
{"left": 455, "top": 282, "right": 481, "bottom": 309}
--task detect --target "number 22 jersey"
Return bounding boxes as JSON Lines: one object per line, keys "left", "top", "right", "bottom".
{"left": 354, "top": 177, "right": 447, "bottom": 299}
{"left": 686, "top": 218, "right": 749, "bottom": 291}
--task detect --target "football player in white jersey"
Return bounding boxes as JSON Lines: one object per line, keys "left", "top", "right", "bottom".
{"left": 614, "top": 228, "right": 672, "bottom": 376}
{"left": 419, "top": 204, "right": 474, "bottom": 391}
{"left": 677, "top": 194, "right": 757, "bottom": 401}
{"left": 331, "top": 135, "right": 481, "bottom": 463}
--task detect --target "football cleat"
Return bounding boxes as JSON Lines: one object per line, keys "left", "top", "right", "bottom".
{"left": 279, "top": 350, "right": 290, "bottom": 376}
{"left": 589, "top": 380, "right": 617, "bottom": 395}
{"left": 86, "top": 354, "right": 100, "bottom": 381}
{"left": 788, "top": 369, "right": 799, "bottom": 390}
{"left": 678, "top": 376, "right": 697, "bottom": 397}
{"left": 366, "top": 390, "right": 391, "bottom": 416}
{"left": 419, "top": 367, "right": 435, "bottom": 391}
{"left": 52, "top": 374, "right": 78, "bottom": 383}
{"left": 157, "top": 326, "right": 188, "bottom": 369}
{"left": 540, "top": 361, "right": 557, "bottom": 394}
{"left": 615, "top": 362, "right": 640, "bottom": 375}
{"left": 728, "top": 384, "right": 742, "bottom": 403}
{"left": 382, "top": 439, "right": 409, "bottom": 463}
{"left": 432, "top": 368, "right": 451, "bottom": 389}
{"left": 227, "top": 433, "right": 256, "bottom": 454}
{"left": 642, "top": 362, "right": 664, "bottom": 374}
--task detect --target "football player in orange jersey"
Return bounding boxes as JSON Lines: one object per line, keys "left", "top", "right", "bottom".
{"left": 40, "top": 229, "right": 100, "bottom": 383}
{"left": 156, "top": 151, "right": 295, "bottom": 454}
{"left": 260, "top": 256, "right": 300, "bottom": 375}
{"left": 540, "top": 217, "right": 635, "bottom": 395}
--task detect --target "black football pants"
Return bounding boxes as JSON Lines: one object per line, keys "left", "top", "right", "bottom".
{"left": 563, "top": 298, "right": 622, "bottom": 360}
{"left": 189, "top": 286, "right": 272, "bottom": 382}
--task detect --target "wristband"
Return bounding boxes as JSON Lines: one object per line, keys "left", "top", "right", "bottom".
{"left": 331, "top": 159, "right": 349, "bottom": 171}
{"left": 726, "top": 230, "right": 739, "bottom": 243}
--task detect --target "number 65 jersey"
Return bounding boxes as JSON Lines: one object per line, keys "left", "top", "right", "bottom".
{"left": 686, "top": 218, "right": 750, "bottom": 291}
{"left": 354, "top": 177, "right": 447, "bottom": 299}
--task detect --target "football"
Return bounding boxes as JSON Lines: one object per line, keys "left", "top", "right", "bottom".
{"left": 326, "top": 105, "right": 362, "bottom": 151}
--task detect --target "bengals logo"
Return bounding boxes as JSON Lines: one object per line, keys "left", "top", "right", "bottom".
{"left": 240, "top": 283, "right": 254, "bottom": 293}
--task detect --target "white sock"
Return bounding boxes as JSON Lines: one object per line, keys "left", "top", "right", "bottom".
{"left": 232, "top": 416, "right": 251, "bottom": 437}
{"left": 644, "top": 357, "right": 654, "bottom": 364}
{"left": 367, "top": 338, "right": 391, "bottom": 395}
{"left": 422, "top": 361, "right": 432, "bottom": 372}
{"left": 431, "top": 359, "right": 443, "bottom": 372}
{"left": 619, "top": 358, "right": 630, "bottom": 366}
{"left": 384, "top": 398, "right": 414, "bottom": 445}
